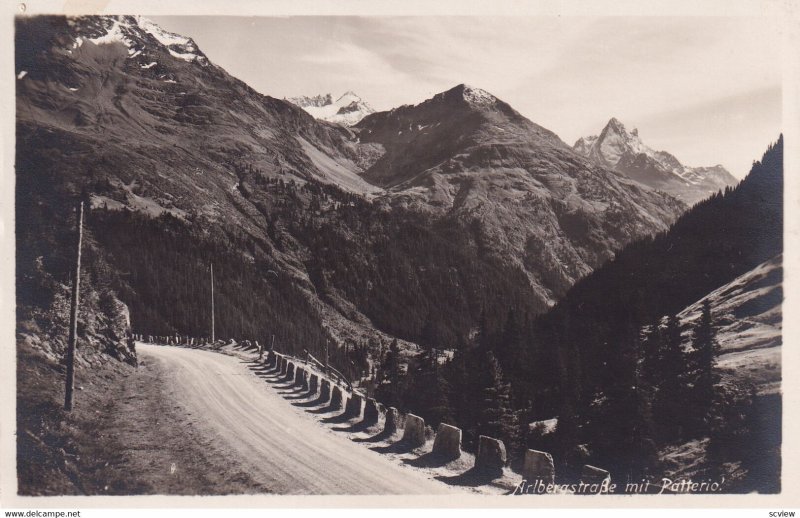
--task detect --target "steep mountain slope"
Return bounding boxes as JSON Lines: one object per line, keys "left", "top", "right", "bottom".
{"left": 287, "top": 91, "right": 375, "bottom": 126}
{"left": 15, "top": 15, "right": 375, "bottom": 358}
{"left": 16, "top": 15, "right": 379, "bottom": 205}
{"left": 16, "top": 16, "right": 684, "bottom": 361}
{"left": 357, "top": 85, "right": 686, "bottom": 305}
{"left": 574, "top": 118, "right": 738, "bottom": 204}
{"left": 677, "top": 254, "right": 781, "bottom": 395}
{"left": 540, "top": 136, "right": 781, "bottom": 393}
{"left": 505, "top": 137, "right": 782, "bottom": 490}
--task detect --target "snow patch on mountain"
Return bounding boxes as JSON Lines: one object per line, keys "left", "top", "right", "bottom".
{"left": 461, "top": 85, "right": 497, "bottom": 105}
{"left": 86, "top": 18, "right": 131, "bottom": 47}
{"left": 72, "top": 15, "right": 209, "bottom": 66}
{"left": 135, "top": 16, "right": 191, "bottom": 47}
{"left": 286, "top": 91, "right": 375, "bottom": 126}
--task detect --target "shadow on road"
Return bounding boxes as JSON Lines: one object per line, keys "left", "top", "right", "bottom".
{"left": 368, "top": 440, "right": 420, "bottom": 455}
{"left": 292, "top": 394, "right": 329, "bottom": 408}
{"left": 307, "top": 403, "right": 343, "bottom": 415}
{"left": 332, "top": 418, "right": 377, "bottom": 434}
{"left": 403, "top": 452, "right": 456, "bottom": 469}
{"left": 284, "top": 389, "right": 317, "bottom": 400}
{"left": 278, "top": 386, "right": 305, "bottom": 396}
{"left": 434, "top": 467, "right": 502, "bottom": 487}
{"left": 321, "top": 411, "right": 355, "bottom": 424}
{"left": 351, "top": 428, "right": 395, "bottom": 443}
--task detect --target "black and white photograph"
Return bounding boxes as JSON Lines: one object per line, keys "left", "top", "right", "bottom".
{"left": 3, "top": 0, "right": 798, "bottom": 511}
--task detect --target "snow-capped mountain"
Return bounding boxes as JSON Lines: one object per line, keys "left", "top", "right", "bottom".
{"left": 574, "top": 118, "right": 738, "bottom": 205}
{"left": 68, "top": 15, "right": 210, "bottom": 68}
{"left": 286, "top": 91, "right": 375, "bottom": 126}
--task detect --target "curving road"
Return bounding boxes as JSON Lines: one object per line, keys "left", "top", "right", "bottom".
{"left": 138, "top": 344, "right": 454, "bottom": 495}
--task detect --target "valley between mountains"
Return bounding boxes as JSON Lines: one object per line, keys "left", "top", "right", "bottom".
{"left": 14, "top": 14, "right": 782, "bottom": 495}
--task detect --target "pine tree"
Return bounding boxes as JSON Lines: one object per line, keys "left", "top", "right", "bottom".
{"left": 444, "top": 348, "right": 477, "bottom": 444}
{"left": 554, "top": 396, "right": 583, "bottom": 480}
{"left": 378, "top": 338, "right": 403, "bottom": 407}
{"left": 405, "top": 347, "right": 453, "bottom": 428}
{"left": 587, "top": 317, "right": 657, "bottom": 482}
{"left": 477, "top": 351, "right": 519, "bottom": 454}
{"left": 650, "top": 315, "right": 693, "bottom": 441}
{"left": 690, "top": 299, "right": 720, "bottom": 435}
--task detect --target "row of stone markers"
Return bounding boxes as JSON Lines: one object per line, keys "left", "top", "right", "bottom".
{"left": 267, "top": 351, "right": 612, "bottom": 494}
{"left": 135, "top": 334, "right": 267, "bottom": 350}
{"left": 270, "top": 352, "right": 383, "bottom": 425}
{"left": 133, "top": 334, "right": 213, "bottom": 346}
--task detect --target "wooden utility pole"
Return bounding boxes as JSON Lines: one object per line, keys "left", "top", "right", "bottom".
{"left": 324, "top": 337, "right": 329, "bottom": 376}
{"left": 210, "top": 263, "right": 215, "bottom": 343}
{"left": 64, "top": 202, "right": 84, "bottom": 411}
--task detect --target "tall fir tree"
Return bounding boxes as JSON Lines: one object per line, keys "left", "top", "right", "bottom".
{"left": 477, "top": 351, "right": 520, "bottom": 454}
{"left": 649, "top": 315, "right": 693, "bottom": 442}
{"left": 690, "top": 299, "right": 720, "bottom": 435}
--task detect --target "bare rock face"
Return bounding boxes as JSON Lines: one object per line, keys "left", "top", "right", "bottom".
{"left": 363, "top": 398, "right": 380, "bottom": 426}
{"left": 573, "top": 118, "right": 737, "bottom": 205}
{"left": 330, "top": 385, "right": 343, "bottom": 410}
{"left": 580, "top": 464, "right": 611, "bottom": 485}
{"left": 344, "top": 393, "right": 363, "bottom": 419}
{"left": 384, "top": 407, "right": 399, "bottom": 435}
{"left": 432, "top": 423, "right": 462, "bottom": 459}
{"left": 402, "top": 413, "right": 426, "bottom": 447}
{"left": 319, "top": 379, "right": 331, "bottom": 404}
{"left": 308, "top": 374, "right": 319, "bottom": 395}
{"left": 522, "top": 449, "right": 555, "bottom": 485}
{"left": 475, "top": 435, "right": 507, "bottom": 472}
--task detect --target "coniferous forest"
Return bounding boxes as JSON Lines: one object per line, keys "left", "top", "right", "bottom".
{"left": 371, "top": 137, "right": 783, "bottom": 489}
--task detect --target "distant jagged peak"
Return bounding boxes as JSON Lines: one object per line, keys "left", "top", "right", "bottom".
{"left": 286, "top": 93, "right": 334, "bottom": 108}
{"left": 336, "top": 91, "right": 362, "bottom": 104}
{"left": 286, "top": 90, "right": 374, "bottom": 126}
{"left": 573, "top": 117, "right": 738, "bottom": 204}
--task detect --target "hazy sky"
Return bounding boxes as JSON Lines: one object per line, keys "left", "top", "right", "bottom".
{"left": 151, "top": 16, "right": 783, "bottom": 178}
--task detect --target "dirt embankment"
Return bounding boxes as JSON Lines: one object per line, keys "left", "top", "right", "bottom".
{"left": 17, "top": 339, "right": 270, "bottom": 495}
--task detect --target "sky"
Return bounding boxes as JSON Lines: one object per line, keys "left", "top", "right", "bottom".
{"left": 151, "top": 15, "right": 784, "bottom": 178}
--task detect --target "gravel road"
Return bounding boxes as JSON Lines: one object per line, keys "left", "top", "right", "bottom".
{"left": 139, "top": 344, "right": 454, "bottom": 494}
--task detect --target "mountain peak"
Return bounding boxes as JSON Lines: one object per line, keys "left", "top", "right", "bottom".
{"left": 70, "top": 15, "right": 210, "bottom": 66}
{"left": 573, "top": 118, "right": 738, "bottom": 204}
{"left": 440, "top": 84, "right": 498, "bottom": 106}
{"left": 286, "top": 90, "right": 374, "bottom": 126}
{"left": 461, "top": 84, "right": 497, "bottom": 105}
{"left": 607, "top": 116, "right": 624, "bottom": 127}
{"left": 337, "top": 90, "right": 360, "bottom": 102}
{"left": 603, "top": 117, "right": 629, "bottom": 136}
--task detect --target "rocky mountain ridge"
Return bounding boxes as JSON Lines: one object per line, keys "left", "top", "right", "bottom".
{"left": 287, "top": 91, "right": 375, "bottom": 126}
{"left": 574, "top": 118, "right": 738, "bottom": 204}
